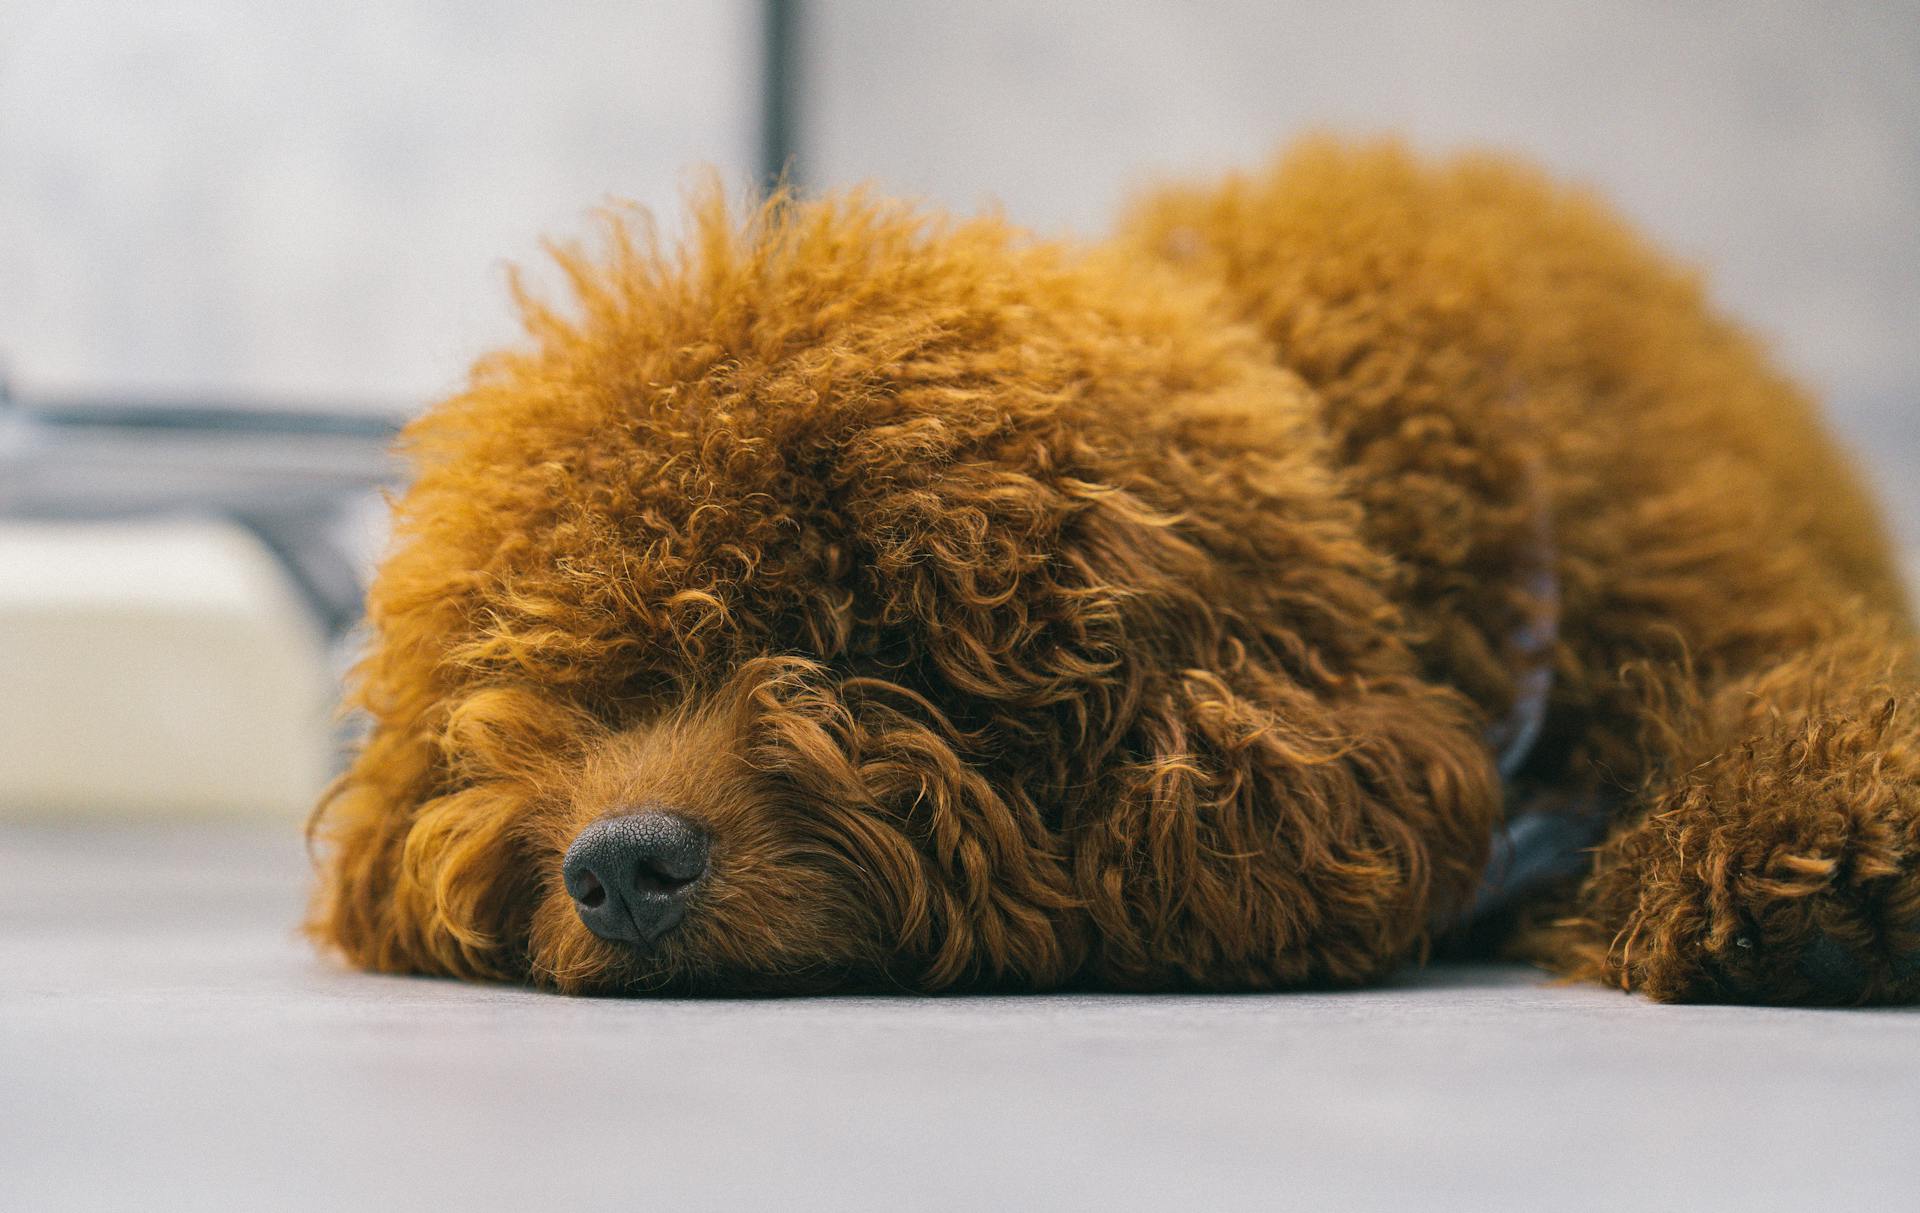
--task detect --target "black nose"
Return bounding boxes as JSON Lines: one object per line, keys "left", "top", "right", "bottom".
{"left": 562, "top": 812, "right": 710, "bottom": 945}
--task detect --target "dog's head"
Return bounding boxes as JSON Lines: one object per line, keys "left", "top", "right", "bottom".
{"left": 310, "top": 186, "right": 1493, "bottom": 994}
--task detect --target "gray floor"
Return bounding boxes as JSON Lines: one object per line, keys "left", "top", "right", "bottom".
{"left": 3, "top": 824, "right": 1917, "bottom": 1212}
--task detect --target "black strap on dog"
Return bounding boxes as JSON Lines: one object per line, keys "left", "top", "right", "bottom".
{"left": 1484, "top": 449, "right": 1560, "bottom": 783}
{"left": 1462, "top": 448, "right": 1614, "bottom": 925}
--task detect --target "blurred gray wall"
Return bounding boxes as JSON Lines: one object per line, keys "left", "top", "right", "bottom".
{"left": 804, "top": 1, "right": 1920, "bottom": 535}
{"left": 1, "top": 0, "right": 757, "bottom": 405}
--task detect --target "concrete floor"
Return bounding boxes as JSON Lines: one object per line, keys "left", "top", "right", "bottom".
{"left": 3, "top": 824, "right": 1917, "bottom": 1212}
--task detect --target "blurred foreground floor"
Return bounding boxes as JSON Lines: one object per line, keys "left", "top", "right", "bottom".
{"left": 3, "top": 823, "right": 1917, "bottom": 1212}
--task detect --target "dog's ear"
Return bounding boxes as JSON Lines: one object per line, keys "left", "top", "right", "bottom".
{"left": 848, "top": 449, "right": 1500, "bottom": 987}
{"left": 306, "top": 724, "right": 445, "bottom": 974}
{"left": 1063, "top": 483, "right": 1500, "bottom": 988}
{"left": 1081, "top": 660, "right": 1499, "bottom": 988}
{"left": 308, "top": 681, "right": 587, "bottom": 982}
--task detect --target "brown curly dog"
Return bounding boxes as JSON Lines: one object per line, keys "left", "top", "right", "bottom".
{"left": 310, "top": 139, "right": 1919, "bottom": 1004}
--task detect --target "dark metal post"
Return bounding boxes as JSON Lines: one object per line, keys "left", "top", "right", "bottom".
{"left": 760, "top": 0, "right": 801, "bottom": 191}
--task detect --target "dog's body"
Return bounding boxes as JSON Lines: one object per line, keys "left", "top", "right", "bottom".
{"left": 313, "top": 141, "right": 1920, "bottom": 1003}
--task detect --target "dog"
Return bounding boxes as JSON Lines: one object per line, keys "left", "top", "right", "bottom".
{"left": 310, "top": 139, "right": 1919, "bottom": 1003}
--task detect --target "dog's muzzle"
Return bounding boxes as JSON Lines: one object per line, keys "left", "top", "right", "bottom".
{"left": 562, "top": 811, "right": 710, "bottom": 946}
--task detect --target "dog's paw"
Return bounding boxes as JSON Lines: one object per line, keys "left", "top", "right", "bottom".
{"left": 1689, "top": 845, "right": 1920, "bottom": 1005}
{"left": 1617, "top": 809, "right": 1920, "bottom": 1004}
{"left": 1590, "top": 743, "right": 1920, "bottom": 1005}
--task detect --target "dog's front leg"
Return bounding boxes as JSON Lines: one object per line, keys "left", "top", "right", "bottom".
{"left": 1558, "top": 620, "right": 1920, "bottom": 1003}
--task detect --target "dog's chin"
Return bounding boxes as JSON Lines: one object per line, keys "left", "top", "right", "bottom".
{"left": 524, "top": 889, "right": 880, "bottom": 997}
{"left": 541, "top": 944, "right": 881, "bottom": 998}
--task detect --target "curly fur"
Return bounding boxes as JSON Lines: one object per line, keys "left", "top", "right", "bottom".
{"left": 310, "top": 138, "right": 1917, "bottom": 1004}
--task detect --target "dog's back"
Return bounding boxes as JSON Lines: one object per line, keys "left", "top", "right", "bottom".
{"left": 1121, "top": 139, "right": 1907, "bottom": 786}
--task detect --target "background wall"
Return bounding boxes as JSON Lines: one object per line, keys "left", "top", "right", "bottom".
{"left": 7, "top": 2, "right": 1912, "bottom": 438}
{"left": 1, "top": 0, "right": 758, "bottom": 405}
